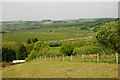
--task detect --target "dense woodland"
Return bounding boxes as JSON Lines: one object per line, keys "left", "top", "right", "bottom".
{"left": 1, "top": 18, "right": 120, "bottom": 62}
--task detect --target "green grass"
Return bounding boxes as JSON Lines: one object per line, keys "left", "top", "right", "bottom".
{"left": 2, "top": 27, "right": 94, "bottom": 43}
{"left": 2, "top": 60, "right": 118, "bottom": 78}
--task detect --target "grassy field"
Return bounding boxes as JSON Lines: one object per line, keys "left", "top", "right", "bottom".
{"left": 2, "top": 60, "right": 118, "bottom": 78}
{"left": 2, "top": 27, "right": 94, "bottom": 43}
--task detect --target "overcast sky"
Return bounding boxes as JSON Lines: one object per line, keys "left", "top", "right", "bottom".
{"left": 2, "top": 2, "right": 118, "bottom": 21}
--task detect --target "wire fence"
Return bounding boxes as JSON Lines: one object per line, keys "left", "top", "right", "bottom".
{"left": 35, "top": 53, "right": 119, "bottom": 64}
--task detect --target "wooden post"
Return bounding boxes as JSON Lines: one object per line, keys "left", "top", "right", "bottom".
{"left": 77, "top": 55, "right": 78, "bottom": 61}
{"left": 106, "top": 54, "right": 108, "bottom": 63}
{"left": 82, "top": 54, "right": 84, "bottom": 62}
{"left": 97, "top": 53, "right": 99, "bottom": 63}
{"left": 67, "top": 56, "right": 68, "bottom": 61}
{"left": 56, "top": 55, "right": 57, "bottom": 60}
{"left": 63, "top": 55, "right": 64, "bottom": 61}
{"left": 71, "top": 54, "right": 72, "bottom": 61}
{"left": 89, "top": 54, "right": 91, "bottom": 62}
{"left": 50, "top": 55, "right": 51, "bottom": 60}
{"left": 45, "top": 56, "right": 46, "bottom": 60}
{"left": 116, "top": 53, "right": 118, "bottom": 64}
{"left": 60, "top": 56, "right": 61, "bottom": 61}
{"left": 40, "top": 56, "right": 41, "bottom": 60}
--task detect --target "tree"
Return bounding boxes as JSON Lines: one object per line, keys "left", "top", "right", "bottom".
{"left": 26, "top": 38, "right": 31, "bottom": 44}
{"left": 95, "top": 21, "right": 120, "bottom": 53}
{"left": 26, "top": 41, "right": 50, "bottom": 61}
{"left": 60, "top": 42, "right": 74, "bottom": 56}
{"left": 24, "top": 44, "right": 34, "bottom": 54}
{"left": 16, "top": 44, "right": 28, "bottom": 60}
{"left": 2, "top": 47, "right": 16, "bottom": 62}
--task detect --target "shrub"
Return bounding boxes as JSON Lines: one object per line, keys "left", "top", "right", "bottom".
{"left": 73, "top": 46, "right": 104, "bottom": 55}
{"left": 26, "top": 38, "right": 31, "bottom": 44}
{"left": 2, "top": 42, "right": 18, "bottom": 53}
{"left": 95, "top": 21, "right": 120, "bottom": 53}
{"left": 73, "top": 39, "right": 89, "bottom": 47}
{"left": 32, "top": 38, "right": 38, "bottom": 43}
{"left": 60, "top": 42, "right": 74, "bottom": 56}
{"left": 16, "top": 44, "right": 28, "bottom": 60}
{"left": 48, "top": 41, "right": 62, "bottom": 47}
{"left": 26, "top": 41, "right": 50, "bottom": 61}
{"left": 2, "top": 47, "right": 16, "bottom": 62}
{"left": 24, "top": 44, "right": 34, "bottom": 54}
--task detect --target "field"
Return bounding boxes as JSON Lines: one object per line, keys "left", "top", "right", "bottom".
{"left": 2, "top": 60, "right": 118, "bottom": 78}
{"left": 2, "top": 18, "right": 115, "bottom": 43}
{"left": 2, "top": 27, "right": 94, "bottom": 43}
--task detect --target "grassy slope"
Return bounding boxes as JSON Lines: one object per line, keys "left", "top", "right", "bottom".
{"left": 2, "top": 60, "right": 118, "bottom": 78}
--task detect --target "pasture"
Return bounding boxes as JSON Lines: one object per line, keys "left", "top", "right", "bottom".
{"left": 2, "top": 60, "right": 118, "bottom": 78}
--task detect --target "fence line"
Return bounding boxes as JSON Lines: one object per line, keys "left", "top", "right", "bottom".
{"left": 39, "top": 53, "right": 118, "bottom": 64}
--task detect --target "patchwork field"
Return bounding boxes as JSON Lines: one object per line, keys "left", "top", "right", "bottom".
{"left": 2, "top": 60, "right": 118, "bottom": 78}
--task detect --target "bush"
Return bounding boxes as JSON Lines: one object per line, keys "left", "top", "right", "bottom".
{"left": 32, "top": 38, "right": 38, "bottom": 43}
{"left": 48, "top": 41, "right": 62, "bottom": 47}
{"left": 95, "top": 21, "right": 120, "bottom": 53}
{"left": 2, "top": 47, "right": 16, "bottom": 62}
{"left": 26, "top": 41, "right": 50, "bottom": 61}
{"left": 60, "top": 42, "right": 74, "bottom": 56}
{"left": 16, "top": 44, "right": 28, "bottom": 60}
{"left": 24, "top": 44, "right": 34, "bottom": 54}
{"left": 73, "top": 39, "right": 89, "bottom": 47}
{"left": 26, "top": 38, "right": 31, "bottom": 44}
{"left": 73, "top": 46, "right": 104, "bottom": 55}
{"left": 2, "top": 42, "right": 18, "bottom": 54}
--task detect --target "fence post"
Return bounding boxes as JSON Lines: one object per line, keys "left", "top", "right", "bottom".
{"left": 71, "top": 54, "right": 72, "bottom": 61}
{"left": 60, "top": 56, "right": 61, "bottom": 61}
{"left": 40, "top": 56, "right": 41, "bottom": 60}
{"left": 82, "top": 54, "right": 84, "bottom": 62}
{"left": 63, "top": 55, "right": 64, "bottom": 61}
{"left": 106, "top": 54, "right": 108, "bottom": 63}
{"left": 77, "top": 55, "right": 78, "bottom": 61}
{"left": 45, "top": 56, "right": 46, "bottom": 60}
{"left": 97, "top": 53, "right": 99, "bottom": 63}
{"left": 89, "top": 54, "right": 91, "bottom": 62}
{"left": 50, "top": 55, "right": 51, "bottom": 60}
{"left": 67, "top": 56, "right": 68, "bottom": 61}
{"left": 116, "top": 53, "right": 118, "bottom": 64}
{"left": 56, "top": 55, "right": 57, "bottom": 60}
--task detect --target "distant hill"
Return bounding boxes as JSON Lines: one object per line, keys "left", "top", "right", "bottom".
{"left": 2, "top": 18, "right": 117, "bottom": 32}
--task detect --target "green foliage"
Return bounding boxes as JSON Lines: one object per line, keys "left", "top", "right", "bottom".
{"left": 95, "top": 22, "right": 120, "bottom": 53}
{"left": 26, "top": 41, "right": 50, "bottom": 61}
{"left": 2, "top": 47, "right": 16, "bottom": 62}
{"left": 73, "top": 46, "right": 103, "bottom": 55}
{"left": 16, "top": 44, "right": 28, "bottom": 60}
{"left": 32, "top": 38, "right": 38, "bottom": 43}
{"left": 42, "top": 19, "right": 51, "bottom": 22}
{"left": 48, "top": 41, "right": 62, "bottom": 47}
{"left": 2, "top": 42, "right": 18, "bottom": 62}
{"left": 24, "top": 44, "right": 34, "bottom": 54}
{"left": 60, "top": 42, "right": 74, "bottom": 56}
{"left": 26, "top": 38, "right": 31, "bottom": 44}
{"left": 2, "top": 42, "right": 18, "bottom": 53}
{"left": 73, "top": 39, "right": 89, "bottom": 47}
